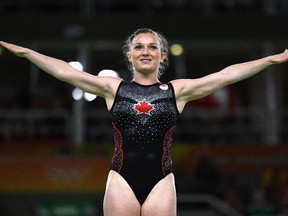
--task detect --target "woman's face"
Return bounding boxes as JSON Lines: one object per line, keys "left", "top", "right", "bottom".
{"left": 127, "top": 33, "right": 167, "bottom": 75}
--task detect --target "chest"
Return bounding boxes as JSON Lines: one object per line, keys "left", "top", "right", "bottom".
{"left": 111, "top": 82, "right": 178, "bottom": 126}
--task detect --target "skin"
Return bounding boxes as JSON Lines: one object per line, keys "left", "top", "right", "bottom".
{"left": 0, "top": 33, "right": 288, "bottom": 216}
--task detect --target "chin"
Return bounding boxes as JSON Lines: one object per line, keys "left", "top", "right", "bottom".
{"left": 138, "top": 68, "right": 155, "bottom": 74}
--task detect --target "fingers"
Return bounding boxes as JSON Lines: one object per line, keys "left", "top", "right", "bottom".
{"left": 0, "top": 41, "right": 6, "bottom": 54}
{"left": 0, "top": 41, "right": 9, "bottom": 49}
{"left": 0, "top": 42, "right": 10, "bottom": 55}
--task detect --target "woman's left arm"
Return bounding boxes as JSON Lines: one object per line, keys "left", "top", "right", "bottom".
{"left": 172, "top": 49, "right": 288, "bottom": 112}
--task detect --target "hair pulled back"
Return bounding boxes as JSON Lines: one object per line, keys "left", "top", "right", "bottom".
{"left": 122, "top": 28, "right": 169, "bottom": 78}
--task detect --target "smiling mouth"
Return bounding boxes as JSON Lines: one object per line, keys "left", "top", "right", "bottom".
{"left": 140, "top": 59, "right": 152, "bottom": 63}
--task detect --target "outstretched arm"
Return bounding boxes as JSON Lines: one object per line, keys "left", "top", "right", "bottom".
{"left": 172, "top": 49, "right": 288, "bottom": 112}
{"left": 0, "top": 41, "right": 122, "bottom": 102}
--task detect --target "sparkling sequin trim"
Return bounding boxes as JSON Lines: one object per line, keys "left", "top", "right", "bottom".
{"left": 111, "top": 123, "right": 123, "bottom": 173}
{"left": 162, "top": 125, "right": 176, "bottom": 176}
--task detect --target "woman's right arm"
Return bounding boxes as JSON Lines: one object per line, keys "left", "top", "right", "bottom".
{"left": 0, "top": 41, "right": 122, "bottom": 100}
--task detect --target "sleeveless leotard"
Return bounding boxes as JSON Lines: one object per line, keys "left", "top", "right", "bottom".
{"left": 110, "top": 81, "right": 179, "bottom": 204}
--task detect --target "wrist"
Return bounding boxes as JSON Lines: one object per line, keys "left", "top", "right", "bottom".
{"left": 21, "top": 48, "right": 32, "bottom": 58}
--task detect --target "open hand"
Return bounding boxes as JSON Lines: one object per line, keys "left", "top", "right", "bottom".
{"left": 273, "top": 49, "right": 288, "bottom": 64}
{"left": 0, "top": 41, "right": 29, "bottom": 58}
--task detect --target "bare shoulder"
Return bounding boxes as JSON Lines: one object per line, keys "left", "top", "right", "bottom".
{"left": 95, "top": 76, "right": 122, "bottom": 94}
{"left": 100, "top": 77, "right": 122, "bottom": 111}
{"left": 170, "top": 79, "right": 197, "bottom": 113}
{"left": 170, "top": 79, "right": 196, "bottom": 97}
{"left": 106, "top": 76, "right": 123, "bottom": 92}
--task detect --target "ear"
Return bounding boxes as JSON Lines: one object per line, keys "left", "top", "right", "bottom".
{"left": 161, "top": 52, "right": 167, "bottom": 62}
{"left": 127, "top": 52, "right": 132, "bottom": 62}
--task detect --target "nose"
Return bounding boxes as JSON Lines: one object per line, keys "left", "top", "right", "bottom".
{"left": 142, "top": 47, "right": 149, "bottom": 55}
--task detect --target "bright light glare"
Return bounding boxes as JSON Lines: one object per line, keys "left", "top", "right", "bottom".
{"left": 72, "top": 88, "right": 83, "bottom": 100}
{"left": 170, "top": 44, "right": 184, "bottom": 56}
{"left": 98, "top": 69, "right": 119, "bottom": 77}
{"left": 84, "top": 92, "right": 97, "bottom": 101}
{"left": 71, "top": 68, "right": 118, "bottom": 102}
{"left": 69, "top": 61, "right": 83, "bottom": 71}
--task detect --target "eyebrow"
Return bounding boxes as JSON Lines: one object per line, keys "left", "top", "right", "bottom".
{"left": 133, "top": 42, "right": 159, "bottom": 46}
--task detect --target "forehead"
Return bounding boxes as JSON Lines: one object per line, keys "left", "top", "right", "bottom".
{"left": 131, "top": 33, "right": 160, "bottom": 45}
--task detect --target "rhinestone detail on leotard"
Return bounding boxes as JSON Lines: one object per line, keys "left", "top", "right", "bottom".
{"left": 110, "top": 81, "right": 179, "bottom": 176}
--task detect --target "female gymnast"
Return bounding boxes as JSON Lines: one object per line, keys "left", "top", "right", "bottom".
{"left": 1, "top": 28, "right": 288, "bottom": 216}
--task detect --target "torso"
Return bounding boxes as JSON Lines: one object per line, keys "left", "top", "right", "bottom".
{"left": 109, "top": 80, "right": 179, "bottom": 204}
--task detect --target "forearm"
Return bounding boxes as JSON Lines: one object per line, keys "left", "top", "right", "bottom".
{"left": 220, "top": 55, "right": 275, "bottom": 85}
{"left": 1, "top": 41, "right": 119, "bottom": 97}
{"left": 180, "top": 52, "right": 287, "bottom": 101}
{"left": 22, "top": 48, "right": 73, "bottom": 81}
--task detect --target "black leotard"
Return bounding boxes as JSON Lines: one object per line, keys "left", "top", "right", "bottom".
{"left": 110, "top": 81, "right": 179, "bottom": 204}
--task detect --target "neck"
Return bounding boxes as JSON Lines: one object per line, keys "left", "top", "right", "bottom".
{"left": 132, "top": 77, "right": 159, "bottom": 85}
{"left": 133, "top": 71, "right": 159, "bottom": 85}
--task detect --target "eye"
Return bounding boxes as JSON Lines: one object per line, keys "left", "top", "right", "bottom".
{"left": 134, "top": 45, "right": 142, "bottom": 50}
{"left": 149, "top": 45, "right": 158, "bottom": 50}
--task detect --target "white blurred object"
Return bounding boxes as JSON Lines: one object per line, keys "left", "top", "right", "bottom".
{"left": 69, "top": 61, "right": 83, "bottom": 71}
{"left": 98, "top": 69, "right": 119, "bottom": 77}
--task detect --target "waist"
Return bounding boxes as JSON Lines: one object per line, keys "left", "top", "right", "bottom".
{"left": 125, "top": 152, "right": 161, "bottom": 160}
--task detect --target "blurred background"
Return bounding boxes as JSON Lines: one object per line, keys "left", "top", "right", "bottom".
{"left": 1, "top": 0, "right": 288, "bottom": 215}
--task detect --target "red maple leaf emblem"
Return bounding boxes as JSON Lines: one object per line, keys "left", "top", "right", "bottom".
{"left": 134, "top": 100, "right": 154, "bottom": 115}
